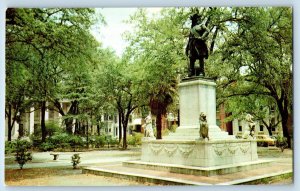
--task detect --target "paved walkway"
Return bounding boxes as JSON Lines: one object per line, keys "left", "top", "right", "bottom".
{"left": 5, "top": 149, "right": 141, "bottom": 169}
{"left": 5, "top": 147, "right": 293, "bottom": 185}
{"left": 84, "top": 157, "right": 292, "bottom": 185}
{"left": 83, "top": 147, "right": 293, "bottom": 185}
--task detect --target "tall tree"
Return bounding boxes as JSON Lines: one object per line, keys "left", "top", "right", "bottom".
{"left": 95, "top": 48, "right": 142, "bottom": 149}
{"left": 124, "top": 8, "right": 188, "bottom": 139}
{"left": 6, "top": 8, "right": 100, "bottom": 141}
{"left": 208, "top": 7, "right": 292, "bottom": 147}
{"left": 125, "top": 7, "right": 292, "bottom": 144}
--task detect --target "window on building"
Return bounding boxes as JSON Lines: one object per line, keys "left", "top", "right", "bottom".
{"left": 34, "top": 110, "right": 40, "bottom": 121}
{"left": 270, "top": 117, "right": 276, "bottom": 131}
{"left": 114, "top": 115, "right": 117, "bottom": 123}
{"left": 238, "top": 126, "right": 242, "bottom": 131}
{"left": 260, "top": 125, "right": 264, "bottom": 132}
{"left": 104, "top": 114, "right": 108, "bottom": 121}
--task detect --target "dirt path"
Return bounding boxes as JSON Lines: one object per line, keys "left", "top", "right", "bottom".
{"left": 5, "top": 167, "right": 153, "bottom": 186}
{"left": 5, "top": 148, "right": 293, "bottom": 186}
{"left": 6, "top": 173, "right": 151, "bottom": 186}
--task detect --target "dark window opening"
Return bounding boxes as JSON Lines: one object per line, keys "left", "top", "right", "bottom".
{"left": 260, "top": 125, "right": 264, "bottom": 131}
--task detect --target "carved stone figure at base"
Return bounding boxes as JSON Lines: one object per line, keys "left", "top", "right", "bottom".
{"left": 144, "top": 115, "right": 155, "bottom": 138}
{"left": 199, "top": 112, "right": 209, "bottom": 140}
{"left": 242, "top": 114, "right": 255, "bottom": 139}
{"left": 145, "top": 124, "right": 154, "bottom": 138}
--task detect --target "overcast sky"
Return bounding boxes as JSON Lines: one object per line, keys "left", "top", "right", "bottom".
{"left": 91, "top": 8, "right": 162, "bottom": 57}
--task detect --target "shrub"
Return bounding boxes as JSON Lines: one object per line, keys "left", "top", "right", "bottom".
{"left": 33, "top": 121, "right": 63, "bottom": 138}
{"left": 109, "top": 137, "right": 118, "bottom": 147}
{"left": 14, "top": 139, "right": 32, "bottom": 169}
{"left": 169, "top": 124, "right": 178, "bottom": 133}
{"left": 33, "top": 124, "right": 42, "bottom": 137}
{"left": 127, "top": 133, "right": 143, "bottom": 146}
{"left": 45, "top": 120, "right": 62, "bottom": 137}
{"left": 71, "top": 154, "right": 81, "bottom": 169}
{"left": 39, "top": 142, "right": 55, "bottom": 151}
{"left": 162, "top": 128, "right": 170, "bottom": 136}
{"left": 29, "top": 134, "right": 43, "bottom": 148}
{"left": 5, "top": 141, "right": 16, "bottom": 154}
{"left": 134, "top": 133, "right": 143, "bottom": 145}
{"left": 104, "top": 135, "right": 118, "bottom": 148}
{"left": 85, "top": 136, "right": 96, "bottom": 148}
{"left": 276, "top": 135, "right": 288, "bottom": 152}
{"left": 127, "top": 135, "right": 135, "bottom": 146}
{"left": 94, "top": 135, "right": 106, "bottom": 148}
{"left": 48, "top": 133, "right": 70, "bottom": 148}
{"left": 68, "top": 135, "right": 84, "bottom": 152}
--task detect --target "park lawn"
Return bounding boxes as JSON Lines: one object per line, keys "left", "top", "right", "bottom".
{"left": 5, "top": 167, "right": 150, "bottom": 186}
{"left": 6, "top": 167, "right": 80, "bottom": 184}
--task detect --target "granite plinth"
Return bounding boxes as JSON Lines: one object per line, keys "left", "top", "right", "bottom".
{"left": 141, "top": 78, "right": 258, "bottom": 167}
{"left": 141, "top": 139, "right": 258, "bottom": 167}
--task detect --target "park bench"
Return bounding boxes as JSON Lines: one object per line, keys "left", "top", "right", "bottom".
{"left": 50, "top": 153, "right": 59, "bottom": 160}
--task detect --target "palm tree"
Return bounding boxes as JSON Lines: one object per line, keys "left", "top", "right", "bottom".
{"left": 149, "top": 80, "right": 177, "bottom": 139}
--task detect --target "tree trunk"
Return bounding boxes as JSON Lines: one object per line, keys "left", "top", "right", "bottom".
{"left": 97, "top": 124, "right": 100, "bottom": 136}
{"left": 8, "top": 127, "right": 12, "bottom": 141}
{"left": 86, "top": 121, "right": 89, "bottom": 149}
{"left": 266, "top": 127, "right": 273, "bottom": 136}
{"left": 277, "top": 99, "right": 291, "bottom": 148}
{"left": 41, "top": 101, "right": 47, "bottom": 142}
{"left": 65, "top": 118, "right": 73, "bottom": 134}
{"left": 156, "top": 112, "right": 162, "bottom": 139}
{"left": 122, "top": 123, "right": 127, "bottom": 150}
{"left": 281, "top": 113, "right": 290, "bottom": 148}
{"left": 118, "top": 111, "right": 122, "bottom": 144}
{"left": 65, "top": 101, "right": 78, "bottom": 134}
{"left": 122, "top": 112, "right": 130, "bottom": 150}
{"left": 177, "top": 109, "right": 180, "bottom": 127}
{"left": 7, "top": 105, "right": 12, "bottom": 141}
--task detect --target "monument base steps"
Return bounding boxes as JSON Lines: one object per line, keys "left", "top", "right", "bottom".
{"left": 83, "top": 159, "right": 291, "bottom": 185}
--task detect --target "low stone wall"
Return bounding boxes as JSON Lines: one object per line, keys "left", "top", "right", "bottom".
{"left": 141, "top": 139, "right": 258, "bottom": 167}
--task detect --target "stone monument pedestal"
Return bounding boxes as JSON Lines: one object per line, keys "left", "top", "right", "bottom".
{"left": 140, "top": 77, "right": 258, "bottom": 167}
{"left": 141, "top": 139, "right": 257, "bottom": 167}
{"left": 83, "top": 78, "right": 281, "bottom": 184}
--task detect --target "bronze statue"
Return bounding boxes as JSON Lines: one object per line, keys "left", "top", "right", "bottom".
{"left": 186, "top": 14, "right": 209, "bottom": 77}
{"left": 199, "top": 112, "right": 209, "bottom": 140}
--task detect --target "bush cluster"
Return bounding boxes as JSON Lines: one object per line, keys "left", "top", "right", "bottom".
{"left": 36, "top": 134, "right": 119, "bottom": 151}
{"left": 5, "top": 141, "right": 16, "bottom": 154}
{"left": 14, "top": 139, "right": 33, "bottom": 169}
{"left": 91, "top": 135, "right": 118, "bottom": 148}
{"left": 276, "top": 135, "right": 288, "bottom": 152}
{"left": 38, "top": 133, "right": 84, "bottom": 152}
{"left": 127, "top": 133, "right": 143, "bottom": 146}
{"left": 71, "top": 153, "right": 81, "bottom": 169}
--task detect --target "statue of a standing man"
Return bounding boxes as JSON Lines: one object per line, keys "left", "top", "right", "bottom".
{"left": 186, "top": 14, "right": 210, "bottom": 77}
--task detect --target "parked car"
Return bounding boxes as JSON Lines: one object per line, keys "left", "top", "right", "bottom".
{"left": 270, "top": 135, "right": 277, "bottom": 142}
{"left": 256, "top": 135, "right": 276, "bottom": 147}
